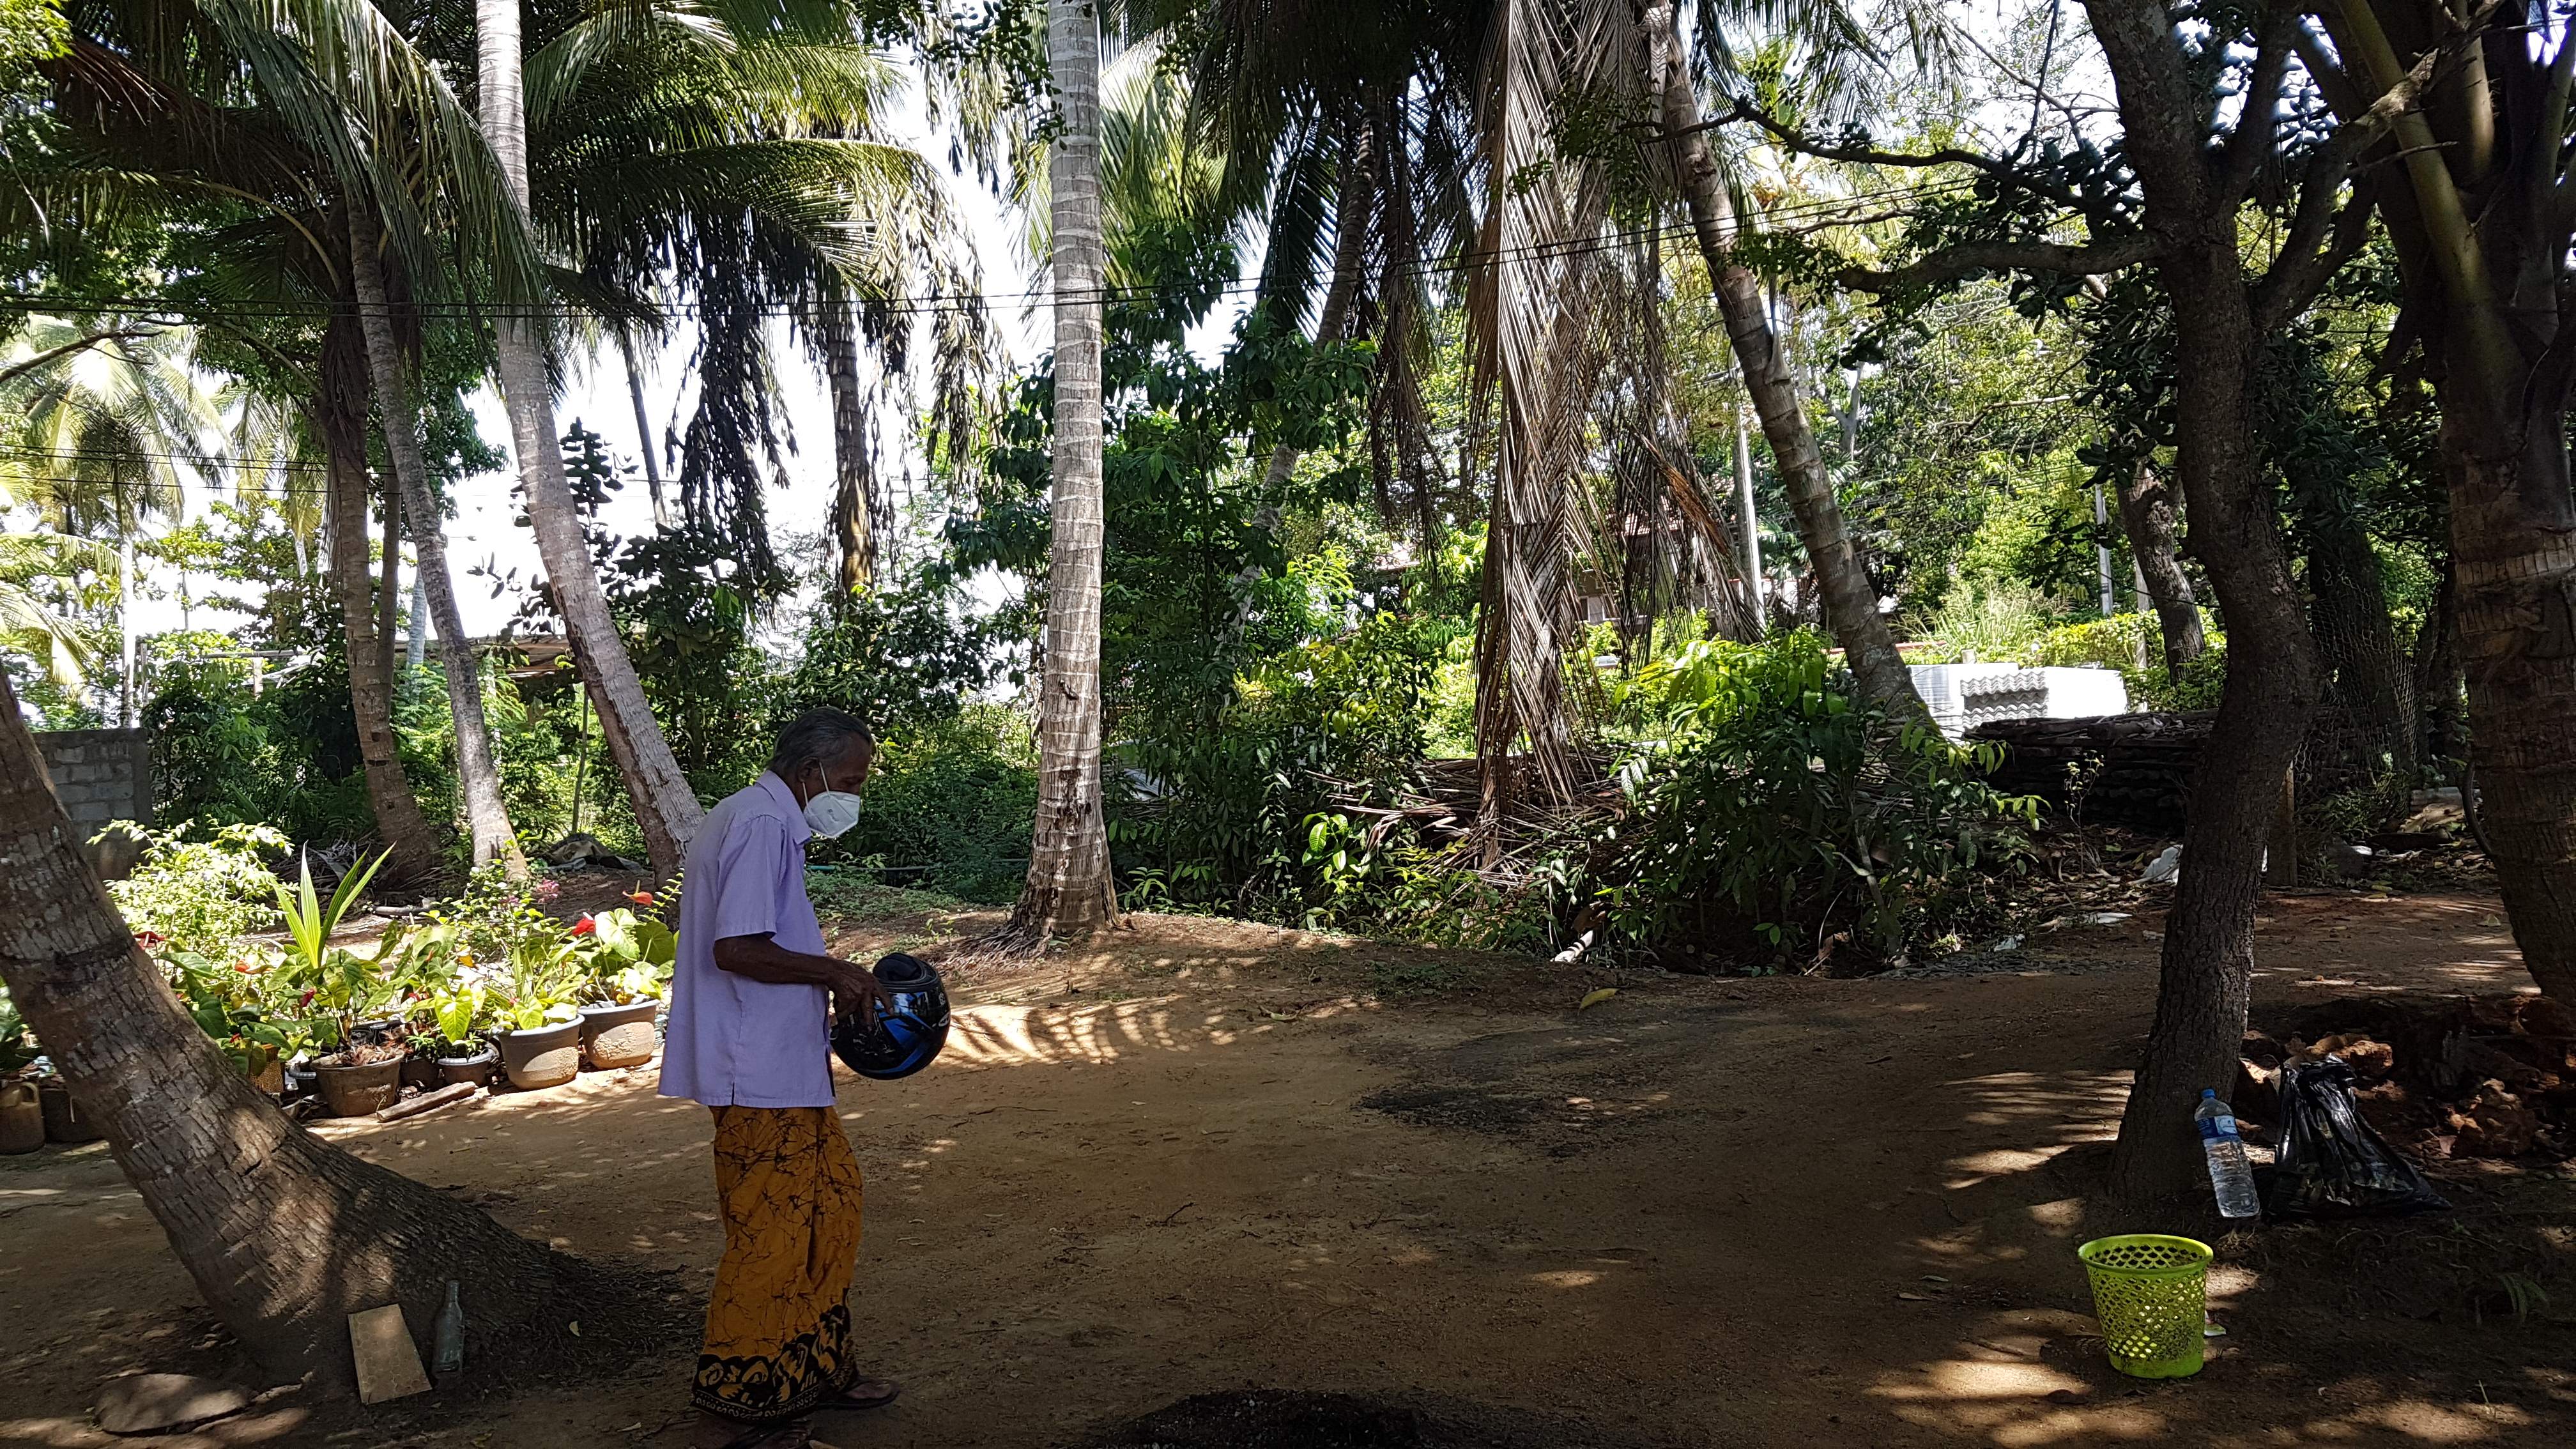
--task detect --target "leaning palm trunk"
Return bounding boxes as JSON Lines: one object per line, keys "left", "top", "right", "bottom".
{"left": 317, "top": 312, "right": 445, "bottom": 876}
{"left": 1636, "top": 0, "right": 1923, "bottom": 719}
{"left": 818, "top": 293, "right": 877, "bottom": 596}
{"left": 477, "top": 0, "right": 705, "bottom": 878}
{"left": 349, "top": 205, "right": 528, "bottom": 877}
{"left": 0, "top": 668, "right": 596, "bottom": 1393}
{"left": 1006, "top": 0, "right": 1119, "bottom": 942}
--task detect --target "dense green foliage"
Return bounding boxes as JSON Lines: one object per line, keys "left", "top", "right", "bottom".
{"left": 1595, "top": 635, "right": 2035, "bottom": 970}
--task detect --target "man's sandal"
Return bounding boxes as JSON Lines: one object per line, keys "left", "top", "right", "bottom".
{"left": 813, "top": 1378, "right": 901, "bottom": 1412}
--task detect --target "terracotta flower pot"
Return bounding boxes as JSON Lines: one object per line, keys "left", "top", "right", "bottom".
{"left": 496, "top": 1021, "right": 581, "bottom": 1091}
{"left": 40, "top": 1080, "right": 104, "bottom": 1143}
{"left": 316, "top": 1059, "right": 403, "bottom": 1118}
{"left": 1, "top": 1081, "right": 43, "bottom": 1154}
{"left": 578, "top": 1000, "right": 661, "bottom": 1070}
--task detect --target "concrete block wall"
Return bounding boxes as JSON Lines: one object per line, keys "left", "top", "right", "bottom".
{"left": 34, "top": 729, "right": 153, "bottom": 877}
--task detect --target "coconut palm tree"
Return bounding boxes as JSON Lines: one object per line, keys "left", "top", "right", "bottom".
{"left": 0, "top": 532, "right": 112, "bottom": 688}
{"left": 0, "top": 316, "right": 220, "bottom": 723}
{"left": 477, "top": 0, "right": 706, "bottom": 878}
{"left": 519, "top": 0, "right": 985, "bottom": 599}
{"left": 2296, "top": 1, "right": 2576, "bottom": 1004}
{"left": 1006, "top": 0, "right": 1119, "bottom": 940}
{"left": 0, "top": 661, "right": 621, "bottom": 1393}
{"left": 18, "top": 1, "right": 516, "bottom": 873}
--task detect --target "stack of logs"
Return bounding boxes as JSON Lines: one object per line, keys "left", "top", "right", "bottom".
{"left": 1964, "top": 711, "right": 2217, "bottom": 833}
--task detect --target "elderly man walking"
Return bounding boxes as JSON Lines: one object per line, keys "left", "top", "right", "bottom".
{"left": 661, "top": 708, "right": 900, "bottom": 1449}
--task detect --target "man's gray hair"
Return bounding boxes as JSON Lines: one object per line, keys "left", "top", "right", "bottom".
{"left": 768, "top": 707, "right": 877, "bottom": 779}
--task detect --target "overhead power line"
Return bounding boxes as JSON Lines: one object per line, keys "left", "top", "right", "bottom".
{"left": 0, "top": 180, "right": 1978, "bottom": 325}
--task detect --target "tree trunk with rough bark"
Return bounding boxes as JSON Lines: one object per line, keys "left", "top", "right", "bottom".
{"left": 349, "top": 205, "right": 528, "bottom": 877}
{"left": 317, "top": 313, "right": 445, "bottom": 877}
{"left": 2305, "top": 503, "right": 2418, "bottom": 794}
{"left": 2083, "top": 0, "right": 2321, "bottom": 1202}
{"left": 1636, "top": 0, "right": 1922, "bottom": 719}
{"left": 0, "top": 667, "right": 597, "bottom": 1395}
{"left": 479, "top": 0, "right": 705, "bottom": 880}
{"left": 1006, "top": 0, "right": 1118, "bottom": 942}
{"left": 819, "top": 295, "right": 876, "bottom": 597}
{"left": 2310, "top": 0, "right": 2576, "bottom": 1002}
{"left": 2115, "top": 459, "right": 2204, "bottom": 675}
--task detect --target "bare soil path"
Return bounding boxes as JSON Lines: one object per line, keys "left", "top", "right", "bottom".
{"left": 3, "top": 892, "right": 2569, "bottom": 1448}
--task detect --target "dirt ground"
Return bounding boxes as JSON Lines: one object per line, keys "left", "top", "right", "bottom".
{"left": 4, "top": 888, "right": 2572, "bottom": 1448}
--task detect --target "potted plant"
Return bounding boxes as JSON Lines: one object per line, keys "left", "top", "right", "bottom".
{"left": 491, "top": 934, "right": 585, "bottom": 1090}
{"left": 1, "top": 992, "right": 43, "bottom": 1154}
{"left": 573, "top": 908, "right": 675, "bottom": 1070}
{"left": 273, "top": 851, "right": 406, "bottom": 1117}
{"left": 422, "top": 977, "right": 501, "bottom": 1087}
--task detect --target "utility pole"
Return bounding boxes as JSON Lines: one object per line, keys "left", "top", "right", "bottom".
{"left": 2092, "top": 480, "right": 2115, "bottom": 617}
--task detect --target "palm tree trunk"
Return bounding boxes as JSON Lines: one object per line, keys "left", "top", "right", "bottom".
{"left": 376, "top": 471, "right": 400, "bottom": 687}
{"left": 0, "top": 666, "right": 588, "bottom": 1393}
{"left": 1636, "top": 0, "right": 1922, "bottom": 719}
{"left": 818, "top": 294, "right": 876, "bottom": 596}
{"left": 348, "top": 204, "right": 528, "bottom": 877}
{"left": 617, "top": 332, "right": 670, "bottom": 531}
{"left": 2314, "top": 0, "right": 2576, "bottom": 1002}
{"left": 478, "top": 0, "right": 706, "bottom": 880}
{"left": 318, "top": 313, "right": 445, "bottom": 877}
{"left": 2114, "top": 459, "right": 2205, "bottom": 675}
{"left": 1734, "top": 406, "right": 1764, "bottom": 620}
{"left": 1006, "top": 0, "right": 1118, "bottom": 942}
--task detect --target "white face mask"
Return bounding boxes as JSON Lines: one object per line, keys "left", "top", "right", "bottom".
{"left": 802, "top": 790, "right": 864, "bottom": 840}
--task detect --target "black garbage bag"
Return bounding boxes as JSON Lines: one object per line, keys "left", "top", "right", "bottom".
{"left": 2263, "top": 1055, "right": 2451, "bottom": 1219}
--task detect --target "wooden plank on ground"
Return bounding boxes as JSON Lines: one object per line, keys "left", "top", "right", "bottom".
{"left": 349, "top": 1304, "right": 431, "bottom": 1404}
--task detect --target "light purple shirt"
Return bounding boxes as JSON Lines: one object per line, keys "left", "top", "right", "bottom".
{"left": 658, "top": 772, "right": 836, "bottom": 1108}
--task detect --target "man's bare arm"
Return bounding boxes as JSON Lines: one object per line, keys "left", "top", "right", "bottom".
{"left": 714, "top": 934, "right": 893, "bottom": 1024}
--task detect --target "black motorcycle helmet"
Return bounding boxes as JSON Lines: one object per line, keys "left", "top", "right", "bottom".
{"left": 831, "top": 953, "right": 951, "bottom": 1081}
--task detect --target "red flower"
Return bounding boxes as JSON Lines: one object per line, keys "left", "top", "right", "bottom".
{"left": 133, "top": 930, "right": 166, "bottom": 947}
{"left": 234, "top": 962, "right": 256, "bottom": 974}
{"left": 571, "top": 916, "right": 596, "bottom": 935}
{"left": 626, "top": 891, "right": 656, "bottom": 906}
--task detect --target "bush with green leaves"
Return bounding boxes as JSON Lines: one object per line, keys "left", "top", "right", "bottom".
{"left": 102, "top": 822, "right": 287, "bottom": 956}
{"left": 1591, "top": 634, "right": 2037, "bottom": 970}
{"left": 1114, "top": 607, "right": 1456, "bottom": 918}
{"left": 812, "top": 704, "right": 1036, "bottom": 903}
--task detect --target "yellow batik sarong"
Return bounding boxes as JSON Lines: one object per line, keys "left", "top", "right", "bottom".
{"left": 692, "top": 1105, "right": 864, "bottom": 1423}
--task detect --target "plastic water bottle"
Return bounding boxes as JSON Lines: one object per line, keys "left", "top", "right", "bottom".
{"left": 2196, "top": 1089, "right": 2261, "bottom": 1218}
{"left": 433, "top": 1280, "right": 465, "bottom": 1374}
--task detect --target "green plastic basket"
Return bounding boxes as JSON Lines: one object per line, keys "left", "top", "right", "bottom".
{"left": 2077, "top": 1234, "right": 2212, "bottom": 1379}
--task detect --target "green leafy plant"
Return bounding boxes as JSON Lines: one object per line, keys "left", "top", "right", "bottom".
{"left": 1594, "top": 634, "right": 2038, "bottom": 970}
{"left": 102, "top": 822, "right": 286, "bottom": 956}
{"left": 490, "top": 934, "right": 585, "bottom": 1033}
{"left": 576, "top": 907, "right": 677, "bottom": 1004}
{"left": 270, "top": 851, "right": 395, "bottom": 1059}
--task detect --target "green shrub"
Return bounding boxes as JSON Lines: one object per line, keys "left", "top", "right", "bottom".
{"left": 102, "top": 822, "right": 287, "bottom": 955}
{"left": 1592, "top": 634, "right": 2036, "bottom": 970}
{"left": 813, "top": 704, "right": 1037, "bottom": 905}
{"left": 1114, "top": 610, "right": 1456, "bottom": 916}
